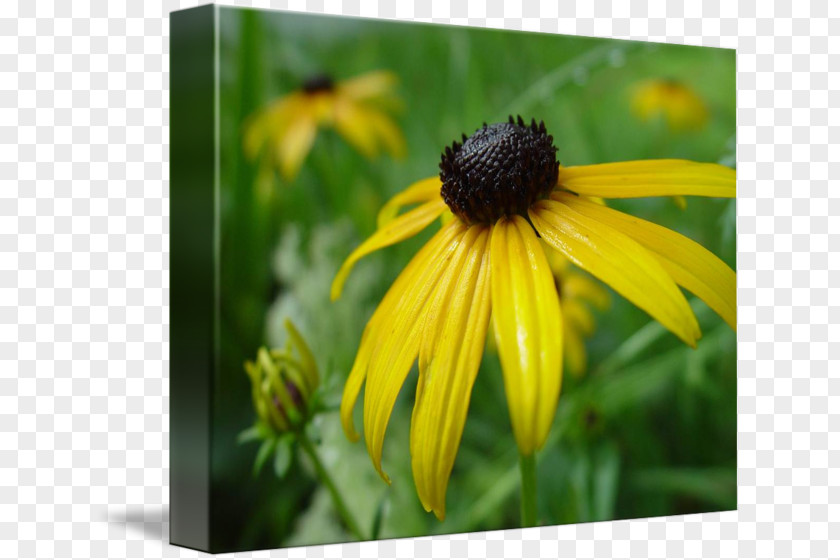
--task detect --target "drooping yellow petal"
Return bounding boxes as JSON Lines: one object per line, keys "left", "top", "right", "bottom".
{"left": 363, "top": 220, "right": 468, "bottom": 482}
{"left": 531, "top": 199, "right": 700, "bottom": 347}
{"left": 333, "top": 100, "right": 382, "bottom": 158}
{"left": 364, "top": 108, "right": 407, "bottom": 159}
{"left": 410, "top": 226, "right": 491, "bottom": 520}
{"left": 377, "top": 177, "right": 441, "bottom": 229}
{"left": 333, "top": 98, "right": 406, "bottom": 160}
{"left": 490, "top": 216, "right": 563, "bottom": 456}
{"left": 339, "top": 220, "right": 465, "bottom": 442}
{"left": 331, "top": 198, "right": 448, "bottom": 301}
{"left": 556, "top": 159, "right": 735, "bottom": 199}
{"left": 562, "top": 322, "right": 587, "bottom": 378}
{"left": 243, "top": 114, "right": 269, "bottom": 162}
{"left": 415, "top": 227, "right": 468, "bottom": 377}
{"left": 340, "top": 323, "right": 376, "bottom": 442}
{"left": 337, "top": 70, "right": 399, "bottom": 101}
{"left": 243, "top": 95, "right": 300, "bottom": 161}
{"left": 277, "top": 115, "right": 318, "bottom": 181}
{"left": 557, "top": 192, "right": 736, "bottom": 331}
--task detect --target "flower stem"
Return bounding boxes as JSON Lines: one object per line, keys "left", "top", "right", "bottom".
{"left": 297, "top": 431, "right": 366, "bottom": 540}
{"left": 519, "top": 452, "right": 538, "bottom": 527}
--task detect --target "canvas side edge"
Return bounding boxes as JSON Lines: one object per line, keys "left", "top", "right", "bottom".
{"left": 169, "top": 4, "right": 216, "bottom": 553}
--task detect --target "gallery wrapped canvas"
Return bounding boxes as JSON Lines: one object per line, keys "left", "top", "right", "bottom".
{"left": 170, "top": 4, "right": 736, "bottom": 553}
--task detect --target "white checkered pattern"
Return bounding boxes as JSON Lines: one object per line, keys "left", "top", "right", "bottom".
{"left": 0, "top": 0, "right": 836, "bottom": 558}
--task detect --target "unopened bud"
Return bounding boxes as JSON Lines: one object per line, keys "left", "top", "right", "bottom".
{"left": 245, "top": 319, "right": 319, "bottom": 434}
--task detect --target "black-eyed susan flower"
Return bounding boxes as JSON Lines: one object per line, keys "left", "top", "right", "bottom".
{"left": 631, "top": 78, "right": 709, "bottom": 132}
{"left": 544, "top": 249, "right": 610, "bottom": 377}
{"left": 331, "top": 116, "right": 736, "bottom": 521}
{"left": 244, "top": 70, "right": 406, "bottom": 181}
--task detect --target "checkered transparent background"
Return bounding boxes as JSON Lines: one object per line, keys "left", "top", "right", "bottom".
{"left": 0, "top": 0, "right": 836, "bottom": 558}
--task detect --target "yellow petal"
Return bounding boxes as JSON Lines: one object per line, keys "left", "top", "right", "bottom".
{"left": 377, "top": 177, "right": 442, "bottom": 229}
{"left": 490, "top": 216, "right": 563, "bottom": 455}
{"left": 337, "top": 70, "right": 399, "bottom": 101}
{"left": 557, "top": 193, "right": 736, "bottom": 331}
{"left": 340, "top": 323, "right": 376, "bottom": 442}
{"left": 243, "top": 95, "right": 299, "bottom": 160}
{"left": 530, "top": 199, "right": 700, "bottom": 347}
{"left": 243, "top": 114, "right": 268, "bottom": 161}
{"left": 556, "top": 159, "right": 735, "bottom": 199}
{"left": 333, "top": 101, "right": 380, "bottom": 158}
{"left": 340, "top": 220, "right": 465, "bottom": 442}
{"left": 562, "top": 322, "right": 587, "bottom": 378}
{"left": 363, "top": 220, "right": 468, "bottom": 482}
{"left": 410, "top": 226, "right": 491, "bottom": 520}
{"left": 331, "top": 198, "right": 448, "bottom": 301}
{"left": 416, "top": 230, "right": 465, "bottom": 377}
{"left": 364, "top": 109, "right": 406, "bottom": 159}
{"left": 333, "top": 98, "right": 405, "bottom": 160}
{"left": 277, "top": 115, "right": 318, "bottom": 181}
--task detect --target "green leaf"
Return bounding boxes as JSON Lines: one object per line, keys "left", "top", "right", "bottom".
{"left": 237, "top": 422, "right": 272, "bottom": 444}
{"left": 594, "top": 299, "right": 714, "bottom": 377}
{"left": 273, "top": 434, "right": 295, "bottom": 479}
{"left": 253, "top": 438, "right": 277, "bottom": 477}
{"left": 567, "top": 446, "right": 591, "bottom": 522}
{"left": 370, "top": 490, "right": 389, "bottom": 541}
{"left": 237, "top": 425, "right": 262, "bottom": 445}
{"left": 631, "top": 466, "right": 736, "bottom": 510}
{"left": 594, "top": 323, "right": 731, "bottom": 418}
{"left": 590, "top": 441, "right": 620, "bottom": 521}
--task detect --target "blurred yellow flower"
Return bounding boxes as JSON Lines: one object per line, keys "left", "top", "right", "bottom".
{"left": 543, "top": 248, "right": 610, "bottom": 377}
{"left": 331, "top": 116, "right": 736, "bottom": 520}
{"left": 631, "top": 78, "right": 709, "bottom": 131}
{"left": 245, "top": 70, "right": 406, "bottom": 181}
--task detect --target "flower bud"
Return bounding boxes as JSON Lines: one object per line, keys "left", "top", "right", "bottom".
{"left": 245, "top": 319, "right": 319, "bottom": 434}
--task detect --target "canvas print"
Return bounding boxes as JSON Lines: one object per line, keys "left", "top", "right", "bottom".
{"left": 171, "top": 5, "right": 736, "bottom": 553}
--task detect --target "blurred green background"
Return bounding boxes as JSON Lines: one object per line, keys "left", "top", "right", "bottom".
{"left": 210, "top": 7, "right": 736, "bottom": 551}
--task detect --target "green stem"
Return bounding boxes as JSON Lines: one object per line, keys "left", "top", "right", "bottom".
{"left": 519, "top": 452, "right": 538, "bottom": 527}
{"left": 297, "top": 431, "right": 366, "bottom": 540}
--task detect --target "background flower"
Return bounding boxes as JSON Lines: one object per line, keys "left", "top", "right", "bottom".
{"left": 245, "top": 70, "right": 405, "bottom": 181}
{"left": 631, "top": 78, "right": 709, "bottom": 132}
